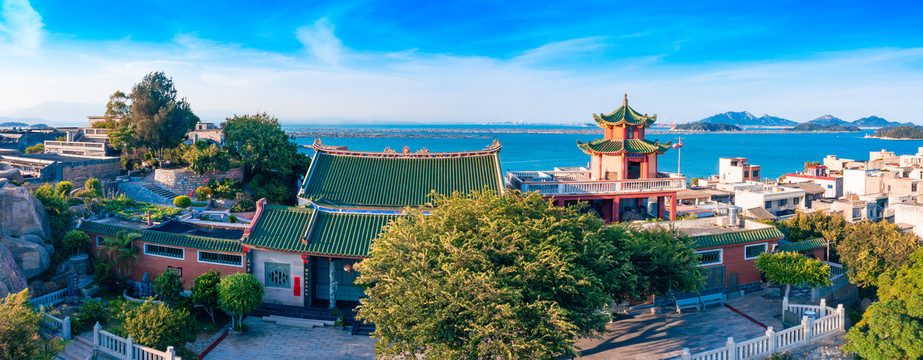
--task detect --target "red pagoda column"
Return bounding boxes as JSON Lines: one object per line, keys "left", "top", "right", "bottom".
{"left": 657, "top": 196, "right": 665, "bottom": 219}
{"left": 669, "top": 194, "right": 678, "bottom": 221}
{"left": 611, "top": 198, "right": 620, "bottom": 223}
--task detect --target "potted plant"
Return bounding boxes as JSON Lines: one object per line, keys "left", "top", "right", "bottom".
{"left": 332, "top": 309, "right": 346, "bottom": 330}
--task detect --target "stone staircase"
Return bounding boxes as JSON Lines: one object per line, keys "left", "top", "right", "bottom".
{"left": 351, "top": 322, "right": 375, "bottom": 336}
{"left": 55, "top": 334, "right": 94, "bottom": 360}
{"left": 141, "top": 182, "right": 181, "bottom": 202}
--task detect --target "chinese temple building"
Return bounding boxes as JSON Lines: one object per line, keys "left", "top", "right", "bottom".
{"left": 507, "top": 95, "right": 686, "bottom": 222}
{"left": 243, "top": 140, "right": 504, "bottom": 309}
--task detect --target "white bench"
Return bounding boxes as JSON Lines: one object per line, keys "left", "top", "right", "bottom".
{"left": 700, "top": 293, "right": 727, "bottom": 309}
{"left": 675, "top": 297, "right": 701, "bottom": 313}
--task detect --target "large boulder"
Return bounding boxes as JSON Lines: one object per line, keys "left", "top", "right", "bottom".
{"left": 0, "top": 168, "right": 23, "bottom": 183}
{"left": 0, "top": 184, "right": 51, "bottom": 239}
{"left": 0, "top": 242, "right": 28, "bottom": 298}
{"left": 0, "top": 235, "right": 51, "bottom": 279}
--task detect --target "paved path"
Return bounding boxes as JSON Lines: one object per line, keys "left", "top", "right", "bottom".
{"left": 204, "top": 317, "right": 375, "bottom": 360}
{"left": 725, "top": 290, "right": 784, "bottom": 330}
{"left": 575, "top": 305, "right": 767, "bottom": 360}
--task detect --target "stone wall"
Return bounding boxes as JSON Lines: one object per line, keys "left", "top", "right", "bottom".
{"left": 60, "top": 159, "right": 121, "bottom": 184}
{"left": 154, "top": 167, "right": 243, "bottom": 195}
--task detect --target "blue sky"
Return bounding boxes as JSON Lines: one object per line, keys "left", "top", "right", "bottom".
{"left": 1, "top": 0, "right": 922, "bottom": 125}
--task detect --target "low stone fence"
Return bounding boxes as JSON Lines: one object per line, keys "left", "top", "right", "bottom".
{"left": 678, "top": 298, "right": 845, "bottom": 360}
{"left": 153, "top": 167, "right": 243, "bottom": 196}
{"left": 39, "top": 306, "right": 71, "bottom": 340}
{"left": 94, "top": 322, "right": 180, "bottom": 360}
{"left": 30, "top": 288, "right": 68, "bottom": 308}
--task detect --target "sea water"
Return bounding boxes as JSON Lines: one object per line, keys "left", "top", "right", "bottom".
{"left": 291, "top": 126, "right": 923, "bottom": 179}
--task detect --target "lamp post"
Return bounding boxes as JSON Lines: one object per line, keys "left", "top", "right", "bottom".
{"left": 673, "top": 137, "right": 684, "bottom": 175}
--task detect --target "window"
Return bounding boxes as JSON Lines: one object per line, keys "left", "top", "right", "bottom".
{"left": 752, "top": 170, "right": 759, "bottom": 178}
{"left": 95, "top": 236, "right": 103, "bottom": 246}
{"left": 779, "top": 199, "right": 788, "bottom": 206}
{"left": 828, "top": 184, "right": 833, "bottom": 189}
{"left": 199, "top": 251, "right": 243, "bottom": 266}
{"left": 697, "top": 249, "right": 723, "bottom": 266}
{"left": 743, "top": 170, "right": 750, "bottom": 178}
{"left": 265, "top": 262, "right": 291, "bottom": 288}
{"left": 745, "top": 243, "right": 768, "bottom": 259}
{"left": 765, "top": 201, "right": 772, "bottom": 209}
{"left": 144, "top": 244, "right": 184, "bottom": 259}
{"left": 793, "top": 198, "right": 800, "bottom": 205}
{"left": 703, "top": 266, "right": 726, "bottom": 289}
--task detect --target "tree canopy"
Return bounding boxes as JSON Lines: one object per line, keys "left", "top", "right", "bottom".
{"left": 192, "top": 270, "right": 221, "bottom": 324}
{"left": 355, "top": 190, "right": 703, "bottom": 359}
{"left": 755, "top": 251, "right": 831, "bottom": 298}
{"left": 0, "top": 290, "right": 65, "bottom": 360}
{"left": 182, "top": 141, "right": 231, "bottom": 175}
{"left": 219, "top": 273, "right": 263, "bottom": 331}
{"left": 837, "top": 220, "right": 920, "bottom": 288}
{"left": 843, "top": 249, "right": 923, "bottom": 359}
{"left": 131, "top": 72, "right": 199, "bottom": 152}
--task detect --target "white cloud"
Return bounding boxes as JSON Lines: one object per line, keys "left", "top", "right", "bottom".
{"left": 0, "top": 0, "right": 43, "bottom": 54}
{"left": 295, "top": 18, "right": 343, "bottom": 66}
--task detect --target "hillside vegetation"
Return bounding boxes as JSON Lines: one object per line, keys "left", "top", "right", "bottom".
{"left": 871, "top": 126, "right": 923, "bottom": 139}
{"left": 674, "top": 123, "right": 741, "bottom": 131}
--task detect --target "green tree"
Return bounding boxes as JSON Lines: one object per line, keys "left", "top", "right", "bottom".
{"left": 755, "top": 251, "right": 831, "bottom": 298}
{"left": 121, "top": 300, "right": 195, "bottom": 351}
{"left": 173, "top": 195, "right": 192, "bottom": 208}
{"left": 130, "top": 72, "right": 199, "bottom": 157}
{"left": 98, "top": 231, "right": 140, "bottom": 279}
{"left": 218, "top": 273, "right": 264, "bottom": 331}
{"left": 152, "top": 270, "right": 185, "bottom": 307}
{"left": 192, "top": 270, "right": 221, "bottom": 324}
{"left": 63, "top": 230, "right": 90, "bottom": 256}
{"left": 355, "top": 191, "right": 703, "bottom": 359}
{"left": 182, "top": 141, "right": 231, "bottom": 176}
{"left": 837, "top": 220, "right": 920, "bottom": 288}
{"left": 32, "top": 184, "right": 71, "bottom": 252}
{"left": 0, "top": 290, "right": 66, "bottom": 360}
{"left": 843, "top": 249, "right": 923, "bottom": 359}
{"left": 24, "top": 144, "right": 44, "bottom": 154}
{"left": 223, "top": 112, "right": 298, "bottom": 176}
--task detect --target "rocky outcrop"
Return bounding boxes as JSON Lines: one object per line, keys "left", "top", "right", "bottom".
{"left": 0, "top": 240, "right": 28, "bottom": 298}
{"left": 0, "top": 235, "right": 51, "bottom": 279}
{"left": 0, "top": 184, "right": 51, "bottom": 239}
{"left": 0, "top": 169, "right": 23, "bottom": 183}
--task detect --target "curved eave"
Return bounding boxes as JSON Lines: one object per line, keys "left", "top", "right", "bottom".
{"left": 577, "top": 140, "right": 673, "bottom": 155}
{"left": 312, "top": 139, "right": 502, "bottom": 158}
{"left": 592, "top": 105, "right": 657, "bottom": 128}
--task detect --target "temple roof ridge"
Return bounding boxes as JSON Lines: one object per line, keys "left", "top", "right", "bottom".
{"left": 591, "top": 94, "right": 658, "bottom": 128}
{"left": 313, "top": 139, "right": 501, "bottom": 158}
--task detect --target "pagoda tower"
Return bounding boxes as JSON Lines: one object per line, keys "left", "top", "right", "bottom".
{"left": 578, "top": 94, "right": 672, "bottom": 181}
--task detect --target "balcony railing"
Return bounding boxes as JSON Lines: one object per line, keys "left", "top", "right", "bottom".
{"left": 507, "top": 171, "right": 686, "bottom": 196}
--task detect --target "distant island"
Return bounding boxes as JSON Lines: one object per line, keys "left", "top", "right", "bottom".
{"left": 693, "top": 112, "right": 912, "bottom": 128}
{"left": 673, "top": 123, "right": 741, "bottom": 131}
{"left": 787, "top": 123, "right": 860, "bottom": 132}
{"left": 869, "top": 125, "right": 923, "bottom": 140}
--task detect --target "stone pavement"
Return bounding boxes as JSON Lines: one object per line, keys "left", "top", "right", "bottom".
{"left": 725, "top": 290, "right": 784, "bottom": 330}
{"left": 204, "top": 317, "right": 375, "bottom": 360}
{"left": 575, "top": 305, "right": 768, "bottom": 360}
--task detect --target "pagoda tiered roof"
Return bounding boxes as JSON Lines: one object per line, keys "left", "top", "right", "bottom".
{"left": 300, "top": 140, "right": 504, "bottom": 209}
{"left": 592, "top": 94, "right": 658, "bottom": 128}
{"left": 577, "top": 139, "right": 672, "bottom": 155}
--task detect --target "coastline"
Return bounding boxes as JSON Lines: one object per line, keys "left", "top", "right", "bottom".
{"left": 865, "top": 135, "right": 923, "bottom": 141}
{"left": 287, "top": 127, "right": 863, "bottom": 139}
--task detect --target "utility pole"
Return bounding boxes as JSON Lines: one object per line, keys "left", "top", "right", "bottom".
{"left": 673, "top": 136, "right": 684, "bottom": 174}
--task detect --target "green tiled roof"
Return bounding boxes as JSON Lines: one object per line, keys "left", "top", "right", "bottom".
{"left": 577, "top": 139, "right": 672, "bottom": 155}
{"left": 77, "top": 221, "right": 243, "bottom": 254}
{"left": 243, "top": 205, "right": 314, "bottom": 251}
{"left": 779, "top": 238, "right": 826, "bottom": 252}
{"left": 304, "top": 212, "right": 399, "bottom": 257}
{"left": 592, "top": 95, "right": 658, "bottom": 127}
{"left": 692, "top": 227, "right": 785, "bottom": 249}
{"left": 243, "top": 205, "right": 398, "bottom": 258}
{"left": 301, "top": 151, "right": 502, "bottom": 208}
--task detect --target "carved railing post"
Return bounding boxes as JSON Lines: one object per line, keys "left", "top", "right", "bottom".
{"left": 819, "top": 298, "right": 827, "bottom": 318}
{"left": 766, "top": 326, "right": 776, "bottom": 354}
{"left": 802, "top": 316, "right": 812, "bottom": 345}
{"left": 62, "top": 316, "right": 71, "bottom": 340}
{"left": 726, "top": 337, "right": 737, "bottom": 360}
{"left": 681, "top": 348, "right": 691, "bottom": 360}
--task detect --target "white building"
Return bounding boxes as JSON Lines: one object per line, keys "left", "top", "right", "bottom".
{"left": 843, "top": 169, "right": 880, "bottom": 196}
{"left": 734, "top": 185, "right": 806, "bottom": 218}
{"left": 718, "top": 157, "right": 761, "bottom": 183}
{"left": 782, "top": 165, "right": 843, "bottom": 198}
{"left": 893, "top": 202, "right": 923, "bottom": 238}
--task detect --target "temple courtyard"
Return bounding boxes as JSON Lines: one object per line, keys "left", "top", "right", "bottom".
{"left": 204, "top": 317, "right": 375, "bottom": 360}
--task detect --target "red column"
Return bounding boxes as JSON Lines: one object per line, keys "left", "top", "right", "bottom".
{"left": 669, "top": 194, "right": 678, "bottom": 221}
{"left": 612, "top": 197, "right": 620, "bottom": 223}
{"left": 601, "top": 199, "right": 611, "bottom": 222}
{"left": 555, "top": 198, "right": 564, "bottom": 207}
{"left": 657, "top": 196, "right": 665, "bottom": 219}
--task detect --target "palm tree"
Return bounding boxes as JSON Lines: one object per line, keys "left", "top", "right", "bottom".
{"left": 99, "top": 231, "right": 140, "bottom": 278}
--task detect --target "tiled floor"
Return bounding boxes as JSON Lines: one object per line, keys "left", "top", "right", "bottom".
{"left": 204, "top": 317, "right": 375, "bottom": 360}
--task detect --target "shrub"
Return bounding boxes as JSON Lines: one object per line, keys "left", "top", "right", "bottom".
{"left": 228, "top": 214, "right": 238, "bottom": 223}
{"left": 230, "top": 192, "right": 255, "bottom": 212}
{"left": 173, "top": 195, "right": 192, "bottom": 208}
{"left": 219, "top": 273, "right": 264, "bottom": 331}
{"left": 63, "top": 230, "right": 90, "bottom": 255}
{"left": 24, "top": 144, "right": 45, "bottom": 154}
{"left": 84, "top": 178, "right": 102, "bottom": 197}
{"left": 56, "top": 182, "right": 73, "bottom": 196}
{"left": 194, "top": 186, "right": 212, "bottom": 202}
{"left": 121, "top": 300, "right": 195, "bottom": 351}
{"left": 66, "top": 197, "right": 84, "bottom": 206}
{"left": 152, "top": 270, "right": 185, "bottom": 307}
{"left": 72, "top": 299, "right": 107, "bottom": 334}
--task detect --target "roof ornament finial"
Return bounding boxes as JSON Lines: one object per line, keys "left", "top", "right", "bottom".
{"left": 623, "top": 93, "right": 628, "bottom": 107}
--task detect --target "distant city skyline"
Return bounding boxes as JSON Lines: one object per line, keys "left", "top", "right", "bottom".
{"left": 1, "top": 0, "right": 922, "bottom": 125}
